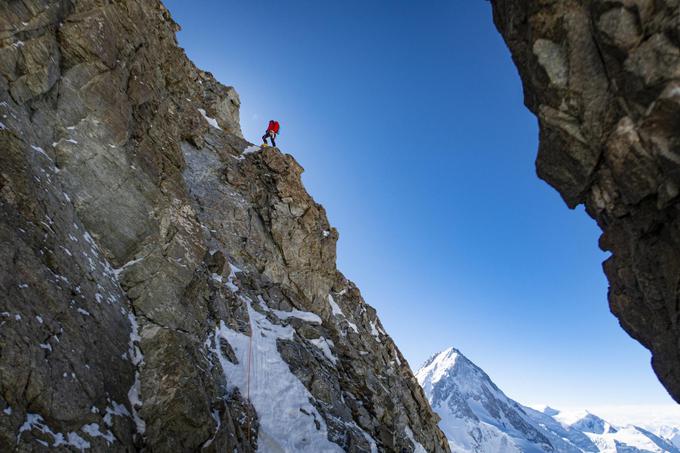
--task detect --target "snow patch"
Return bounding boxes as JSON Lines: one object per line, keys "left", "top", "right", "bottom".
{"left": 202, "top": 409, "right": 221, "bottom": 448}
{"left": 103, "top": 401, "right": 130, "bottom": 427}
{"left": 327, "top": 294, "right": 358, "bottom": 333}
{"left": 198, "top": 108, "right": 222, "bottom": 130}
{"left": 328, "top": 294, "right": 344, "bottom": 317}
{"left": 112, "top": 255, "right": 146, "bottom": 278}
{"left": 360, "top": 429, "right": 379, "bottom": 453}
{"left": 126, "top": 313, "right": 145, "bottom": 435}
{"left": 369, "top": 321, "right": 381, "bottom": 341}
{"left": 18, "top": 413, "right": 91, "bottom": 450}
{"left": 404, "top": 426, "right": 427, "bottom": 453}
{"left": 81, "top": 423, "right": 115, "bottom": 445}
{"left": 272, "top": 308, "right": 322, "bottom": 324}
{"left": 243, "top": 145, "right": 260, "bottom": 155}
{"left": 30, "top": 145, "right": 53, "bottom": 162}
{"left": 309, "top": 337, "right": 338, "bottom": 364}
{"left": 212, "top": 297, "right": 343, "bottom": 452}
{"left": 225, "top": 262, "right": 241, "bottom": 292}
{"left": 664, "top": 86, "right": 680, "bottom": 99}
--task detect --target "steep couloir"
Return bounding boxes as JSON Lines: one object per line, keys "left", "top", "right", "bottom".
{"left": 0, "top": 1, "right": 448, "bottom": 451}
{"left": 491, "top": 0, "right": 680, "bottom": 401}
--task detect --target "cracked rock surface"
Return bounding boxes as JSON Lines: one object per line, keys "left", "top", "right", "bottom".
{"left": 0, "top": 0, "right": 448, "bottom": 451}
{"left": 491, "top": 0, "right": 680, "bottom": 401}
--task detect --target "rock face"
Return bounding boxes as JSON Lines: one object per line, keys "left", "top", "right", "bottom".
{"left": 0, "top": 1, "right": 448, "bottom": 451}
{"left": 490, "top": 0, "right": 680, "bottom": 401}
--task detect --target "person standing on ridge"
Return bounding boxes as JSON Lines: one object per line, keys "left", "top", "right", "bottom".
{"left": 262, "top": 120, "right": 280, "bottom": 147}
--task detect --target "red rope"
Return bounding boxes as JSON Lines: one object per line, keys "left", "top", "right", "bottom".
{"left": 246, "top": 319, "right": 253, "bottom": 400}
{"left": 245, "top": 316, "right": 254, "bottom": 444}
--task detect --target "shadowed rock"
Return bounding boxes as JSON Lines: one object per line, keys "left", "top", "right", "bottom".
{"left": 491, "top": 0, "right": 680, "bottom": 401}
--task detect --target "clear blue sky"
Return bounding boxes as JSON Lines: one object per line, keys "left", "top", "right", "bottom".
{"left": 163, "top": 0, "right": 675, "bottom": 408}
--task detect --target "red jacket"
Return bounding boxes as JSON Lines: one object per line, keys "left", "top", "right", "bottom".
{"left": 267, "top": 120, "right": 280, "bottom": 133}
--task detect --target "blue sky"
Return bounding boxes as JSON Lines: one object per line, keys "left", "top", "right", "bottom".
{"left": 164, "top": 0, "right": 674, "bottom": 407}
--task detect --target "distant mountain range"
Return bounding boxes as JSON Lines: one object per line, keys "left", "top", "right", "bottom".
{"left": 416, "top": 347, "right": 680, "bottom": 453}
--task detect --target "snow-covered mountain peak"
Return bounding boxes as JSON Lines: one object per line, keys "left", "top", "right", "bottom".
{"left": 418, "top": 348, "right": 680, "bottom": 453}
{"left": 419, "top": 347, "right": 460, "bottom": 373}
{"left": 554, "top": 411, "right": 617, "bottom": 435}
{"left": 416, "top": 347, "right": 555, "bottom": 453}
{"left": 416, "top": 347, "right": 462, "bottom": 395}
{"left": 419, "top": 347, "right": 511, "bottom": 403}
{"left": 533, "top": 405, "right": 560, "bottom": 417}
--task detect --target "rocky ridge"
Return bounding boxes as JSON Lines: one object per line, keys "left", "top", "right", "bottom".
{"left": 491, "top": 0, "right": 680, "bottom": 401}
{"left": 0, "top": 0, "right": 448, "bottom": 451}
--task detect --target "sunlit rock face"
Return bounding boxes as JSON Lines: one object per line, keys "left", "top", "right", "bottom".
{"left": 491, "top": 0, "right": 680, "bottom": 402}
{"left": 0, "top": 1, "right": 449, "bottom": 451}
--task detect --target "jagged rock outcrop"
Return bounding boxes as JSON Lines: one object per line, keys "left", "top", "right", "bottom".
{"left": 0, "top": 1, "right": 448, "bottom": 451}
{"left": 490, "top": 0, "right": 680, "bottom": 402}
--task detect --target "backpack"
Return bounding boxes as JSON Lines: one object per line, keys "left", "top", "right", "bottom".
{"left": 268, "top": 120, "right": 280, "bottom": 133}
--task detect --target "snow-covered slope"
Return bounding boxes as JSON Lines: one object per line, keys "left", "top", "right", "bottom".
{"left": 655, "top": 426, "right": 680, "bottom": 449}
{"left": 554, "top": 411, "right": 617, "bottom": 435}
{"left": 532, "top": 407, "right": 680, "bottom": 453}
{"left": 417, "top": 348, "right": 680, "bottom": 453}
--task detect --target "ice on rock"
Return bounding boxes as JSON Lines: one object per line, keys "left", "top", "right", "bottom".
{"left": 212, "top": 297, "right": 343, "bottom": 452}
{"left": 272, "top": 308, "right": 322, "bottom": 324}
{"left": 405, "top": 426, "right": 428, "bottom": 453}
{"left": 242, "top": 145, "right": 260, "bottom": 157}
{"left": 309, "top": 337, "right": 338, "bottom": 364}
{"left": 328, "top": 294, "right": 344, "bottom": 317}
{"left": 327, "top": 294, "right": 358, "bottom": 334}
{"left": 224, "top": 261, "right": 242, "bottom": 292}
{"left": 18, "top": 413, "right": 92, "bottom": 450}
{"left": 198, "top": 108, "right": 222, "bottom": 130}
{"left": 81, "top": 423, "right": 115, "bottom": 445}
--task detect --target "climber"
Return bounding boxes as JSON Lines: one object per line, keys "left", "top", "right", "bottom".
{"left": 262, "top": 120, "right": 280, "bottom": 147}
